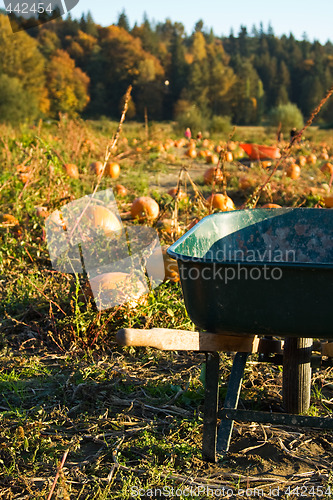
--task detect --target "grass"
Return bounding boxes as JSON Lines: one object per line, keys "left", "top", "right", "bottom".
{"left": 1, "top": 118, "right": 333, "bottom": 498}
{"left": 0, "top": 346, "right": 287, "bottom": 497}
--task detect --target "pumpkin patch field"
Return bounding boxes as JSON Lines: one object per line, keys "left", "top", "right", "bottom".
{"left": 1, "top": 118, "right": 333, "bottom": 499}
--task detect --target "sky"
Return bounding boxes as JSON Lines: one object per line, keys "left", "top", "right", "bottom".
{"left": 67, "top": 0, "right": 333, "bottom": 44}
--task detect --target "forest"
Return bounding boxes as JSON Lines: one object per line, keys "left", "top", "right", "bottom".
{"left": 1, "top": 9, "right": 333, "bottom": 128}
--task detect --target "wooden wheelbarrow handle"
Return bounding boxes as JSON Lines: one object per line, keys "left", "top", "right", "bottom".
{"left": 116, "top": 328, "right": 260, "bottom": 353}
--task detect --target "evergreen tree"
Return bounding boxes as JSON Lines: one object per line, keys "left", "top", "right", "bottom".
{"left": 251, "top": 25, "right": 259, "bottom": 37}
{"left": 194, "top": 20, "right": 204, "bottom": 32}
{"left": 167, "top": 25, "right": 188, "bottom": 117}
{"left": 79, "top": 14, "right": 87, "bottom": 32}
{"left": 132, "top": 14, "right": 159, "bottom": 55}
{"left": 117, "top": 10, "right": 130, "bottom": 31}
{"left": 230, "top": 58, "right": 264, "bottom": 124}
{"left": 85, "top": 11, "right": 98, "bottom": 38}
{"left": 238, "top": 26, "right": 249, "bottom": 57}
{"left": 300, "top": 75, "right": 324, "bottom": 118}
{"left": 267, "top": 22, "right": 274, "bottom": 37}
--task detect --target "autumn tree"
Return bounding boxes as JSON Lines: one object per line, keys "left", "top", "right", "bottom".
{"left": 206, "top": 39, "right": 236, "bottom": 116}
{"left": 185, "top": 31, "right": 210, "bottom": 110}
{"left": 66, "top": 29, "right": 98, "bottom": 71}
{"left": 37, "top": 29, "right": 61, "bottom": 58}
{"left": 0, "top": 14, "right": 48, "bottom": 116}
{"left": 46, "top": 49, "right": 90, "bottom": 116}
{"left": 93, "top": 26, "right": 164, "bottom": 117}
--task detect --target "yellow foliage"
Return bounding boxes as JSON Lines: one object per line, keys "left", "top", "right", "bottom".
{"left": 99, "top": 25, "right": 164, "bottom": 84}
{"left": 192, "top": 32, "right": 207, "bottom": 61}
{"left": 46, "top": 50, "right": 90, "bottom": 117}
{"left": 0, "top": 14, "right": 46, "bottom": 111}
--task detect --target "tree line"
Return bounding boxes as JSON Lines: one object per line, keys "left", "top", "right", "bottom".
{"left": 1, "top": 10, "right": 333, "bottom": 127}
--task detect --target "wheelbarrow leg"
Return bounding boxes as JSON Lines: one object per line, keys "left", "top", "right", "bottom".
{"left": 283, "top": 337, "right": 312, "bottom": 414}
{"left": 216, "top": 352, "right": 249, "bottom": 458}
{"left": 202, "top": 352, "right": 220, "bottom": 462}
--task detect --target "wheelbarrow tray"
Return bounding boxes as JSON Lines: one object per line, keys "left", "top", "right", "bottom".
{"left": 167, "top": 208, "right": 333, "bottom": 338}
{"left": 240, "top": 143, "right": 281, "bottom": 160}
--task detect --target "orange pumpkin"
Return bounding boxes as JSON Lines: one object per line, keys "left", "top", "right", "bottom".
{"left": 163, "top": 250, "right": 180, "bottom": 282}
{"left": 91, "top": 161, "right": 104, "bottom": 176}
{"left": 81, "top": 205, "right": 122, "bottom": 237}
{"left": 225, "top": 151, "right": 233, "bottom": 162}
{"left": 35, "top": 207, "right": 50, "bottom": 219}
{"left": 324, "top": 196, "right": 333, "bottom": 208}
{"left": 64, "top": 163, "right": 79, "bottom": 179}
{"left": 286, "top": 164, "right": 301, "bottom": 180}
{"left": 261, "top": 203, "right": 282, "bottom": 208}
{"left": 146, "top": 246, "right": 180, "bottom": 283}
{"left": 159, "top": 218, "right": 182, "bottom": 237}
{"left": 206, "top": 153, "right": 219, "bottom": 165}
{"left": 165, "top": 139, "right": 175, "bottom": 149}
{"left": 131, "top": 196, "right": 160, "bottom": 221}
{"left": 114, "top": 184, "right": 128, "bottom": 196}
{"left": 174, "top": 138, "right": 186, "bottom": 148}
{"left": 206, "top": 193, "right": 235, "bottom": 211}
{"left": 0, "top": 213, "right": 20, "bottom": 226}
{"left": 320, "top": 151, "right": 329, "bottom": 160}
{"left": 320, "top": 162, "right": 333, "bottom": 176}
{"left": 105, "top": 162, "right": 120, "bottom": 179}
{"left": 261, "top": 161, "right": 272, "bottom": 169}
{"left": 228, "top": 141, "right": 237, "bottom": 151}
{"left": 185, "top": 147, "right": 197, "bottom": 159}
{"left": 16, "top": 163, "right": 28, "bottom": 173}
{"left": 306, "top": 153, "right": 317, "bottom": 165}
{"left": 0, "top": 213, "right": 21, "bottom": 236}
{"left": 19, "top": 171, "right": 32, "bottom": 183}
{"left": 297, "top": 155, "right": 307, "bottom": 167}
{"left": 204, "top": 167, "right": 223, "bottom": 185}
{"left": 82, "top": 139, "right": 95, "bottom": 151}
{"left": 198, "top": 150, "right": 208, "bottom": 159}
{"left": 47, "top": 209, "right": 66, "bottom": 230}
{"left": 167, "top": 187, "right": 188, "bottom": 201}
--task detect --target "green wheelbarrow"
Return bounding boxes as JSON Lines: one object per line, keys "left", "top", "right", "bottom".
{"left": 167, "top": 207, "right": 333, "bottom": 339}
{"left": 117, "top": 208, "right": 333, "bottom": 462}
